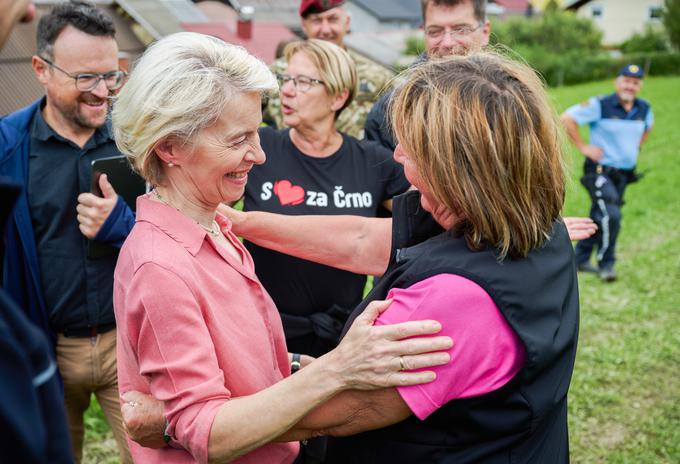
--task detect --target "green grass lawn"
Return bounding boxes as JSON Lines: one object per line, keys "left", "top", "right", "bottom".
{"left": 82, "top": 76, "right": 680, "bottom": 463}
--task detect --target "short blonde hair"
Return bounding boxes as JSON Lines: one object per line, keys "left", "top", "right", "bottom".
{"left": 391, "top": 52, "right": 565, "bottom": 260}
{"left": 283, "top": 39, "right": 357, "bottom": 117}
{"left": 112, "top": 32, "right": 277, "bottom": 185}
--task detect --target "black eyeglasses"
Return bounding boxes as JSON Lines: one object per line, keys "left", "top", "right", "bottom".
{"left": 276, "top": 73, "right": 325, "bottom": 93}
{"left": 40, "top": 56, "right": 127, "bottom": 92}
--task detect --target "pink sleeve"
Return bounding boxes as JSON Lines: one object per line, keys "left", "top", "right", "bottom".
{"left": 123, "top": 263, "right": 230, "bottom": 464}
{"left": 375, "top": 274, "right": 525, "bottom": 420}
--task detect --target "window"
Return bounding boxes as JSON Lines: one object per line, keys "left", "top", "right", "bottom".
{"left": 591, "top": 5, "right": 603, "bottom": 19}
{"left": 649, "top": 6, "right": 663, "bottom": 20}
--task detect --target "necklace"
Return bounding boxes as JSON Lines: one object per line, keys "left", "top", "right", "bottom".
{"left": 152, "top": 189, "right": 221, "bottom": 237}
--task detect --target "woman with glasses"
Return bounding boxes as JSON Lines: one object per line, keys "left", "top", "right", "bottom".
{"left": 111, "top": 32, "right": 450, "bottom": 464}
{"left": 244, "top": 39, "right": 410, "bottom": 360}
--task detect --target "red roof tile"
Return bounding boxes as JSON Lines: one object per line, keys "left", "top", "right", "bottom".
{"left": 494, "top": 0, "right": 530, "bottom": 13}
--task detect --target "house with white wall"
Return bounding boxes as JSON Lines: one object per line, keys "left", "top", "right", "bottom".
{"left": 565, "top": 0, "right": 665, "bottom": 46}
{"left": 345, "top": 0, "right": 422, "bottom": 33}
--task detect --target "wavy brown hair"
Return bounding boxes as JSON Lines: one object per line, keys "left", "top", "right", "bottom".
{"left": 390, "top": 52, "right": 565, "bottom": 260}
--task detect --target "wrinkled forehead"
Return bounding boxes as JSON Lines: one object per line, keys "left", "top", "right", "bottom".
{"left": 206, "top": 91, "right": 263, "bottom": 134}
{"left": 51, "top": 26, "right": 119, "bottom": 71}
{"left": 286, "top": 50, "right": 321, "bottom": 76}
{"left": 425, "top": 1, "right": 478, "bottom": 27}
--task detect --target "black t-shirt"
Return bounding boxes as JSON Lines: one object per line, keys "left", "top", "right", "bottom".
{"left": 244, "top": 127, "right": 410, "bottom": 355}
{"left": 28, "top": 107, "right": 120, "bottom": 333}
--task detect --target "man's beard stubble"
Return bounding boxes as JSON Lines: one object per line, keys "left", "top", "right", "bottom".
{"left": 49, "top": 89, "right": 110, "bottom": 131}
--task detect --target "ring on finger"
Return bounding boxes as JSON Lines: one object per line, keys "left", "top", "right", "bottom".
{"left": 399, "top": 356, "right": 406, "bottom": 371}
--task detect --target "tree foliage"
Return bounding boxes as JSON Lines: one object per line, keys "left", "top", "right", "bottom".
{"left": 621, "top": 26, "right": 670, "bottom": 53}
{"left": 403, "top": 35, "right": 425, "bottom": 56}
{"left": 544, "top": 0, "right": 559, "bottom": 13}
{"left": 664, "top": 0, "right": 680, "bottom": 50}
{"left": 491, "top": 9, "right": 602, "bottom": 55}
{"left": 489, "top": 9, "right": 604, "bottom": 85}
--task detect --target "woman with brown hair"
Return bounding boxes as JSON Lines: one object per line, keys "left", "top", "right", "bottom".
{"left": 126, "top": 52, "right": 579, "bottom": 463}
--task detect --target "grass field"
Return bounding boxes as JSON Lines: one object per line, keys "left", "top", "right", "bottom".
{"left": 82, "top": 76, "right": 680, "bottom": 463}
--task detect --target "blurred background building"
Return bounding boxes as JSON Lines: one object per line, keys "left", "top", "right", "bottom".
{"left": 565, "top": 0, "right": 665, "bottom": 46}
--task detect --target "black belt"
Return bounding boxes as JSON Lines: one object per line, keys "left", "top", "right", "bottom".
{"left": 585, "top": 160, "right": 634, "bottom": 179}
{"left": 62, "top": 322, "right": 116, "bottom": 338}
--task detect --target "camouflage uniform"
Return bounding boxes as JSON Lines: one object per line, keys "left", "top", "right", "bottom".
{"left": 264, "top": 48, "right": 393, "bottom": 139}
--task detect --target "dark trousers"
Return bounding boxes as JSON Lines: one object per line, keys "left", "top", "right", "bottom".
{"left": 575, "top": 159, "right": 633, "bottom": 268}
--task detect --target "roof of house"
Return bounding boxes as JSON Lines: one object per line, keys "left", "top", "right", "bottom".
{"left": 116, "top": 0, "right": 206, "bottom": 39}
{"left": 348, "top": 0, "right": 422, "bottom": 23}
{"left": 216, "top": 0, "right": 301, "bottom": 29}
{"left": 563, "top": 0, "right": 592, "bottom": 10}
{"left": 181, "top": 21, "right": 297, "bottom": 63}
{"left": 0, "top": 3, "right": 145, "bottom": 116}
{"left": 188, "top": 1, "right": 298, "bottom": 63}
{"left": 493, "top": 0, "right": 530, "bottom": 13}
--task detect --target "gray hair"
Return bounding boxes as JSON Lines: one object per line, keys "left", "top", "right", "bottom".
{"left": 112, "top": 32, "right": 277, "bottom": 185}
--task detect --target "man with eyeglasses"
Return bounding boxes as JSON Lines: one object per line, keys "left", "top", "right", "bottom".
{"left": 0, "top": 1, "right": 133, "bottom": 462}
{"left": 364, "top": 0, "right": 490, "bottom": 150}
{"left": 264, "top": 0, "right": 393, "bottom": 139}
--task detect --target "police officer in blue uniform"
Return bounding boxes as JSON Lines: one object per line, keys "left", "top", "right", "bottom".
{"left": 561, "top": 64, "right": 654, "bottom": 282}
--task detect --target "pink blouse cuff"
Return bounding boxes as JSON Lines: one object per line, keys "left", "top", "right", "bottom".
{"left": 170, "top": 399, "right": 225, "bottom": 464}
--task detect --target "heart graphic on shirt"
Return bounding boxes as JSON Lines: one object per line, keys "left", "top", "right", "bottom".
{"left": 274, "top": 180, "right": 305, "bottom": 206}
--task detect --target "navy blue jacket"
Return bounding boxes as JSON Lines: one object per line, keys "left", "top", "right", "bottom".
{"left": 0, "top": 100, "right": 134, "bottom": 342}
{"left": 0, "top": 178, "right": 72, "bottom": 463}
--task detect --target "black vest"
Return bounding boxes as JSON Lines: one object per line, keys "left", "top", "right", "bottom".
{"left": 328, "top": 191, "right": 580, "bottom": 464}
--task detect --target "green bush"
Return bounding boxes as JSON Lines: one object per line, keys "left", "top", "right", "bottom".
{"left": 488, "top": 8, "right": 606, "bottom": 85}
{"left": 502, "top": 46, "right": 613, "bottom": 86}
{"left": 489, "top": 9, "right": 680, "bottom": 85}
{"left": 498, "top": 44, "right": 680, "bottom": 86}
{"left": 621, "top": 26, "right": 670, "bottom": 53}
{"left": 624, "top": 51, "right": 680, "bottom": 75}
{"left": 403, "top": 35, "right": 425, "bottom": 56}
{"left": 491, "top": 9, "right": 602, "bottom": 55}
{"left": 528, "top": 51, "right": 680, "bottom": 86}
